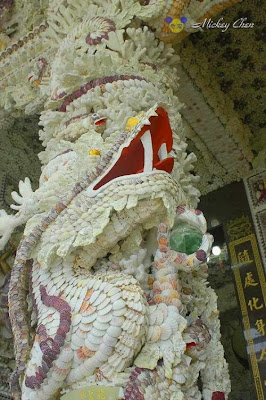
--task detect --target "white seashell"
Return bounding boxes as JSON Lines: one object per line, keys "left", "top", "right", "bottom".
{"left": 93, "top": 280, "right": 102, "bottom": 290}
{"left": 107, "top": 326, "right": 122, "bottom": 338}
{"left": 113, "top": 307, "right": 127, "bottom": 317}
{"left": 90, "top": 290, "right": 100, "bottom": 304}
{"left": 72, "top": 314, "right": 82, "bottom": 326}
{"left": 72, "top": 297, "right": 84, "bottom": 312}
{"left": 160, "top": 324, "right": 172, "bottom": 341}
{"left": 55, "top": 359, "right": 72, "bottom": 370}
{"left": 93, "top": 293, "right": 107, "bottom": 307}
{"left": 107, "top": 352, "right": 120, "bottom": 364}
{"left": 97, "top": 294, "right": 111, "bottom": 310}
{"left": 71, "top": 334, "right": 85, "bottom": 348}
{"left": 84, "top": 339, "right": 99, "bottom": 352}
{"left": 111, "top": 316, "right": 124, "bottom": 327}
{"left": 82, "top": 305, "right": 96, "bottom": 316}
{"left": 93, "top": 320, "right": 109, "bottom": 330}
{"left": 90, "top": 327, "right": 105, "bottom": 337}
{"left": 86, "top": 333, "right": 103, "bottom": 345}
{"left": 99, "top": 363, "right": 114, "bottom": 378}
{"left": 75, "top": 328, "right": 87, "bottom": 339}
{"left": 98, "top": 303, "right": 113, "bottom": 316}
{"left": 98, "top": 343, "right": 113, "bottom": 356}
{"left": 155, "top": 310, "right": 164, "bottom": 326}
{"left": 110, "top": 292, "right": 122, "bottom": 302}
{"left": 107, "top": 287, "right": 120, "bottom": 297}
{"left": 93, "top": 350, "right": 109, "bottom": 363}
{"left": 103, "top": 334, "right": 118, "bottom": 347}
{"left": 97, "top": 313, "right": 112, "bottom": 323}
{"left": 60, "top": 347, "right": 73, "bottom": 363}
{"left": 79, "top": 322, "right": 92, "bottom": 332}
{"left": 113, "top": 299, "right": 125, "bottom": 310}
{"left": 82, "top": 313, "right": 97, "bottom": 324}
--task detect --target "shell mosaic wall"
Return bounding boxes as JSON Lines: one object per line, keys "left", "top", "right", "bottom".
{"left": 0, "top": 1, "right": 254, "bottom": 400}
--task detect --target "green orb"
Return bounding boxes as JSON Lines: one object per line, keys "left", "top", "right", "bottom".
{"left": 170, "top": 222, "right": 203, "bottom": 255}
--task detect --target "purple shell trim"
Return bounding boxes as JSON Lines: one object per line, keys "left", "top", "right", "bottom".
{"left": 25, "top": 286, "right": 71, "bottom": 389}
{"left": 125, "top": 367, "right": 145, "bottom": 400}
{"left": 57, "top": 75, "right": 146, "bottom": 112}
{"left": 86, "top": 17, "right": 116, "bottom": 45}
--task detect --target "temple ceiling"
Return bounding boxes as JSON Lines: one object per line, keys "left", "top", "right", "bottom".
{"left": 177, "top": 0, "right": 265, "bottom": 192}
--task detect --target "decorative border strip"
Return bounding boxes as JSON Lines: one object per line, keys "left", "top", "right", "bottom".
{"left": 229, "top": 234, "right": 266, "bottom": 400}
{"left": 244, "top": 169, "right": 266, "bottom": 267}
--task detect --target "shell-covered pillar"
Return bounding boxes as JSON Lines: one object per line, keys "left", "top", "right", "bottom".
{"left": 0, "top": 1, "right": 241, "bottom": 400}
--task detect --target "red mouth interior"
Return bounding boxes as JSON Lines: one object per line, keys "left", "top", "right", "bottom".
{"left": 94, "top": 107, "right": 174, "bottom": 191}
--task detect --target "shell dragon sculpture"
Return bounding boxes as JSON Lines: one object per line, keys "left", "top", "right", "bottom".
{"left": 0, "top": 0, "right": 241, "bottom": 399}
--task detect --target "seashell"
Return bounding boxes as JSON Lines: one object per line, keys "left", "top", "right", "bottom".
{"left": 72, "top": 298, "right": 84, "bottom": 312}
{"left": 149, "top": 309, "right": 157, "bottom": 326}
{"left": 72, "top": 314, "right": 82, "bottom": 326}
{"left": 155, "top": 310, "right": 164, "bottom": 326}
{"left": 99, "top": 363, "right": 114, "bottom": 378}
{"left": 111, "top": 316, "right": 124, "bottom": 327}
{"left": 97, "top": 297, "right": 111, "bottom": 310}
{"left": 82, "top": 305, "right": 96, "bottom": 316}
{"left": 102, "top": 282, "right": 112, "bottom": 293}
{"left": 79, "top": 322, "right": 92, "bottom": 332}
{"left": 98, "top": 303, "right": 112, "bottom": 316}
{"left": 160, "top": 324, "right": 172, "bottom": 341}
{"left": 110, "top": 291, "right": 122, "bottom": 302}
{"left": 84, "top": 339, "right": 100, "bottom": 352}
{"left": 82, "top": 313, "right": 97, "bottom": 324}
{"left": 149, "top": 326, "right": 161, "bottom": 342}
{"left": 97, "top": 313, "right": 112, "bottom": 323}
{"left": 107, "top": 287, "right": 120, "bottom": 297}
{"left": 93, "top": 320, "right": 109, "bottom": 331}
{"left": 59, "top": 347, "right": 73, "bottom": 363}
{"left": 93, "top": 280, "right": 102, "bottom": 290}
{"left": 107, "top": 326, "right": 122, "bottom": 338}
{"left": 113, "top": 307, "right": 127, "bottom": 317}
{"left": 98, "top": 343, "right": 113, "bottom": 356}
{"left": 75, "top": 328, "right": 87, "bottom": 339}
{"left": 93, "top": 350, "right": 109, "bottom": 363}
{"left": 103, "top": 333, "right": 118, "bottom": 347}
{"left": 90, "top": 327, "right": 105, "bottom": 337}
{"left": 113, "top": 299, "right": 125, "bottom": 310}
{"left": 86, "top": 333, "right": 103, "bottom": 345}
{"left": 93, "top": 292, "right": 107, "bottom": 307}
{"left": 89, "top": 290, "right": 100, "bottom": 304}
{"left": 129, "top": 323, "right": 141, "bottom": 337}
{"left": 107, "top": 352, "right": 120, "bottom": 365}
{"left": 71, "top": 334, "right": 85, "bottom": 348}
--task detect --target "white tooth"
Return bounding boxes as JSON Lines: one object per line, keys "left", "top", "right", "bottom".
{"left": 140, "top": 130, "right": 153, "bottom": 172}
{"left": 158, "top": 143, "right": 167, "bottom": 161}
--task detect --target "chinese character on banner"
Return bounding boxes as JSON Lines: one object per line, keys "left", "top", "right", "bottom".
{"left": 237, "top": 249, "right": 253, "bottom": 263}
{"left": 80, "top": 390, "right": 87, "bottom": 400}
{"left": 244, "top": 272, "right": 259, "bottom": 288}
{"left": 255, "top": 319, "right": 265, "bottom": 336}
{"left": 248, "top": 297, "right": 264, "bottom": 311}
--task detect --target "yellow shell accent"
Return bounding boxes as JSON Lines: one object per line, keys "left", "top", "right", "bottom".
{"left": 89, "top": 149, "right": 101, "bottom": 156}
{"left": 126, "top": 116, "right": 140, "bottom": 131}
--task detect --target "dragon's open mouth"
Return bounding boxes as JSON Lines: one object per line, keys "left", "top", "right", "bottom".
{"left": 93, "top": 107, "right": 174, "bottom": 192}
